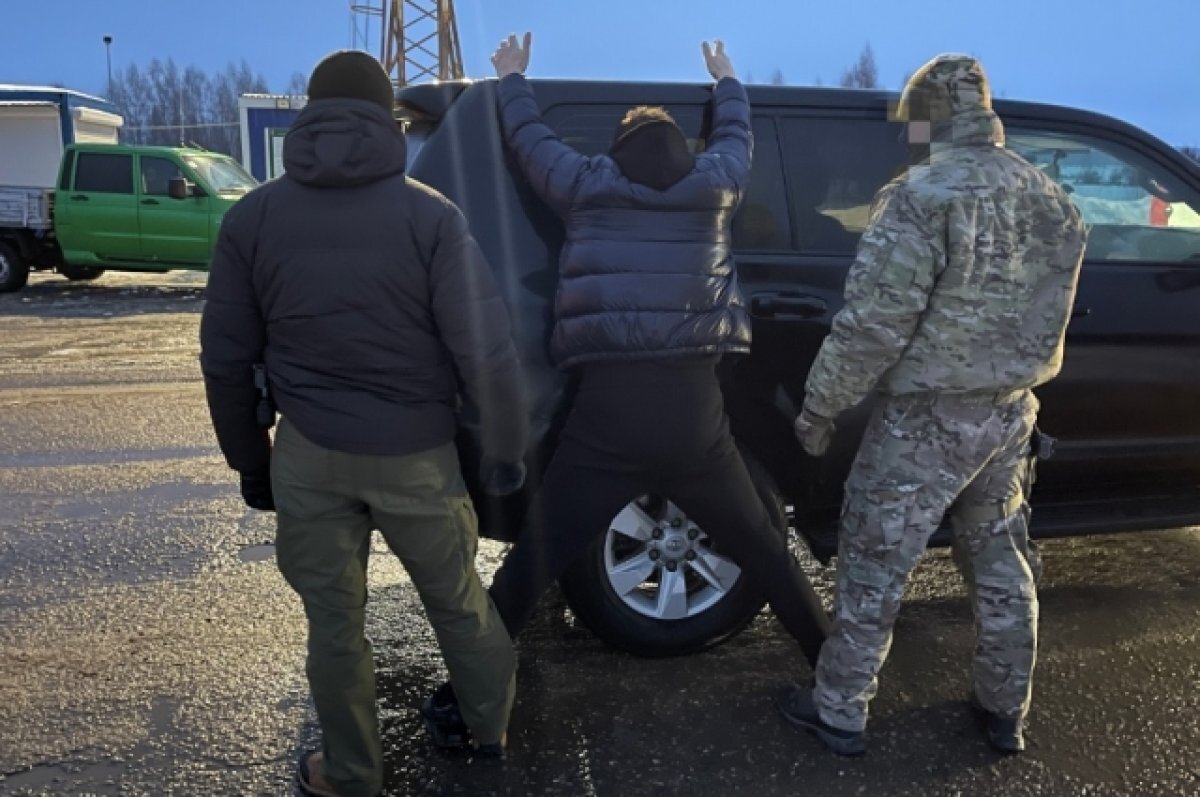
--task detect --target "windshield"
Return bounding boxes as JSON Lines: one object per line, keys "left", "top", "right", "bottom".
{"left": 183, "top": 155, "right": 258, "bottom": 194}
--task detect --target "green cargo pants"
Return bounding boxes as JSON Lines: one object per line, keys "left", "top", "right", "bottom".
{"left": 271, "top": 418, "right": 515, "bottom": 797}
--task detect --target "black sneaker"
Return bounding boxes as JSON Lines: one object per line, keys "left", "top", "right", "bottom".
{"left": 776, "top": 685, "right": 867, "bottom": 756}
{"left": 970, "top": 695, "right": 1026, "bottom": 754}
{"left": 471, "top": 741, "right": 506, "bottom": 763}
{"left": 421, "top": 681, "right": 470, "bottom": 749}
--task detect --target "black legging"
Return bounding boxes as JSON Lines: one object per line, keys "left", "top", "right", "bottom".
{"left": 488, "top": 358, "right": 830, "bottom": 665}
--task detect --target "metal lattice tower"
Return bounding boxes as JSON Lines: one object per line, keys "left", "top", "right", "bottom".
{"left": 349, "top": 0, "right": 464, "bottom": 86}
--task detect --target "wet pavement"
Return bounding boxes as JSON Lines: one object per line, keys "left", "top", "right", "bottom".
{"left": 1, "top": 271, "right": 1198, "bottom": 796}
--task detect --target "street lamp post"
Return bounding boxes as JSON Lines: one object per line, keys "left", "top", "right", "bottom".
{"left": 102, "top": 35, "right": 113, "bottom": 98}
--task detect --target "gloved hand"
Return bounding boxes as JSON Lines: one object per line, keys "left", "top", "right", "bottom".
{"left": 479, "top": 455, "right": 527, "bottom": 497}
{"left": 794, "top": 408, "right": 835, "bottom": 457}
{"left": 239, "top": 470, "right": 276, "bottom": 511}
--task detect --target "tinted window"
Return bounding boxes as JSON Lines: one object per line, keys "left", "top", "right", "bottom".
{"left": 74, "top": 153, "right": 133, "bottom": 194}
{"left": 779, "top": 117, "right": 907, "bottom": 253}
{"left": 731, "top": 118, "right": 789, "bottom": 250}
{"left": 58, "top": 150, "right": 76, "bottom": 190}
{"left": 545, "top": 104, "right": 706, "bottom": 155}
{"left": 543, "top": 104, "right": 787, "bottom": 250}
{"left": 140, "top": 156, "right": 184, "bottom": 196}
{"left": 1008, "top": 129, "right": 1200, "bottom": 264}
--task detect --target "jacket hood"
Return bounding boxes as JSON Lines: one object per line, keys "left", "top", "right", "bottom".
{"left": 897, "top": 53, "right": 1004, "bottom": 148}
{"left": 609, "top": 120, "right": 696, "bottom": 191}
{"left": 283, "top": 98, "right": 407, "bottom": 188}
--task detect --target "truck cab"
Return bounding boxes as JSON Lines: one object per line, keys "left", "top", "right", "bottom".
{"left": 53, "top": 144, "right": 255, "bottom": 272}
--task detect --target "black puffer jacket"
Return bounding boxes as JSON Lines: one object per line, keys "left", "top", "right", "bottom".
{"left": 497, "top": 74, "right": 754, "bottom": 369}
{"left": 200, "top": 97, "right": 526, "bottom": 473}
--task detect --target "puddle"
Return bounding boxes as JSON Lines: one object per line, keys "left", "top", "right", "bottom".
{"left": 1, "top": 760, "right": 126, "bottom": 790}
{"left": 1, "top": 446, "right": 216, "bottom": 469}
{"left": 238, "top": 543, "right": 276, "bottom": 563}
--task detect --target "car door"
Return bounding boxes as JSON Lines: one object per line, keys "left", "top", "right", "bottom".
{"left": 540, "top": 100, "right": 914, "bottom": 528}
{"left": 1004, "top": 124, "right": 1200, "bottom": 493}
{"left": 136, "top": 154, "right": 212, "bottom": 265}
{"left": 732, "top": 110, "right": 908, "bottom": 523}
{"left": 55, "top": 150, "right": 140, "bottom": 262}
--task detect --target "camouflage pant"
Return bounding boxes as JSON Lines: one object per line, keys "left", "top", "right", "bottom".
{"left": 814, "top": 391, "right": 1042, "bottom": 733}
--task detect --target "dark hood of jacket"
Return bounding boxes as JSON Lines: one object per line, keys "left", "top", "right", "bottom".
{"left": 609, "top": 120, "right": 696, "bottom": 191}
{"left": 283, "top": 98, "right": 407, "bottom": 188}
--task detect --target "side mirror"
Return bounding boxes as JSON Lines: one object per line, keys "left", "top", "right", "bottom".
{"left": 168, "top": 177, "right": 191, "bottom": 200}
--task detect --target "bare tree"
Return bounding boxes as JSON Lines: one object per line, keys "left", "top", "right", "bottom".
{"left": 1181, "top": 146, "right": 1200, "bottom": 163}
{"left": 109, "top": 59, "right": 268, "bottom": 159}
{"left": 839, "top": 43, "right": 879, "bottom": 89}
{"left": 209, "top": 61, "right": 270, "bottom": 156}
{"left": 286, "top": 71, "right": 308, "bottom": 96}
{"left": 770, "top": 68, "right": 786, "bottom": 86}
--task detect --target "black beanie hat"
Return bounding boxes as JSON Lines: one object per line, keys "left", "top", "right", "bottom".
{"left": 306, "top": 50, "right": 394, "bottom": 113}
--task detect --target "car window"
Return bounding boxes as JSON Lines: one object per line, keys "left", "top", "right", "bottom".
{"left": 1008, "top": 128, "right": 1200, "bottom": 265}
{"left": 74, "top": 153, "right": 134, "bottom": 194}
{"left": 542, "top": 104, "right": 788, "bottom": 249}
{"left": 140, "top": 156, "right": 184, "bottom": 196}
{"left": 182, "top": 155, "right": 257, "bottom": 195}
{"left": 732, "top": 118, "right": 789, "bottom": 251}
{"left": 545, "top": 104, "right": 706, "bottom": 155}
{"left": 779, "top": 116, "right": 908, "bottom": 254}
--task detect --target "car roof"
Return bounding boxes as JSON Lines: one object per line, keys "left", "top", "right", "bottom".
{"left": 397, "top": 78, "right": 1199, "bottom": 179}
{"left": 68, "top": 144, "right": 223, "bottom": 156}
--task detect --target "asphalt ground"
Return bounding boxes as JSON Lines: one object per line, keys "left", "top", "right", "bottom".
{"left": 1, "top": 272, "right": 1197, "bottom": 796}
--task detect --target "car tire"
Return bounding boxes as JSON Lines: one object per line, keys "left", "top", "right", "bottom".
{"left": 0, "top": 242, "right": 30, "bottom": 293}
{"left": 58, "top": 264, "right": 105, "bottom": 281}
{"left": 558, "top": 451, "right": 795, "bottom": 657}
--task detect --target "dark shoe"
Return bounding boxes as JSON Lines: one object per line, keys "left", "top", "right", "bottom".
{"left": 776, "top": 686, "right": 867, "bottom": 756}
{"left": 471, "top": 741, "right": 507, "bottom": 763}
{"left": 971, "top": 695, "right": 1026, "bottom": 754}
{"left": 421, "top": 681, "right": 470, "bottom": 749}
{"left": 296, "top": 750, "right": 341, "bottom": 797}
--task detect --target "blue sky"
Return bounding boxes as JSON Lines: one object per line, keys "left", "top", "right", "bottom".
{"left": 2, "top": 0, "right": 1197, "bottom": 147}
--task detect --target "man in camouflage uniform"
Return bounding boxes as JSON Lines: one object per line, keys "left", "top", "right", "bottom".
{"left": 777, "top": 54, "right": 1087, "bottom": 756}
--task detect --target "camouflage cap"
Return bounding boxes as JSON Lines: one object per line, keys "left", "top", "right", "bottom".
{"left": 894, "top": 54, "right": 992, "bottom": 122}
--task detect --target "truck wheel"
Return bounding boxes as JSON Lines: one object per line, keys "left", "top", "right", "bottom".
{"left": 58, "top": 264, "right": 105, "bottom": 281}
{"left": 0, "top": 242, "right": 30, "bottom": 293}
{"left": 559, "top": 452, "right": 800, "bottom": 657}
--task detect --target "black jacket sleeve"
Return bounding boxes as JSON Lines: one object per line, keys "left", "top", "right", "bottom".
{"left": 428, "top": 201, "right": 529, "bottom": 464}
{"left": 199, "top": 199, "right": 271, "bottom": 474}
{"left": 700, "top": 77, "right": 753, "bottom": 200}
{"left": 496, "top": 73, "right": 590, "bottom": 215}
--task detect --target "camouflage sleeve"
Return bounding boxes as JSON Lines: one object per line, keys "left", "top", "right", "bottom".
{"left": 802, "top": 181, "right": 944, "bottom": 419}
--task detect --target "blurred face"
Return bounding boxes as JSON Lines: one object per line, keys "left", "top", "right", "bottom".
{"left": 906, "top": 120, "right": 932, "bottom": 144}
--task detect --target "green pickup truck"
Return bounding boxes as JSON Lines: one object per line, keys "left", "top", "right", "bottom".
{"left": 0, "top": 142, "right": 257, "bottom": 292}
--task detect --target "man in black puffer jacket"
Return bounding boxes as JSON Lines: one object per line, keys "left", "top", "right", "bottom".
{"left": 424, "top": 33, "right": 831, "bottom": 747}
{"left": 200, "top": 51, "right": 525, "bottom": 796}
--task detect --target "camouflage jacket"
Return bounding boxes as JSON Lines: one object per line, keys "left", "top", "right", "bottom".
{"left": 802, "top": 108, "right": 1087, "bottom": 420}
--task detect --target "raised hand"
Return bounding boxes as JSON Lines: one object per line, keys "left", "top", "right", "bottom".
{"left": 701, "top": 39, "right": 736, "bottom": 81}
{"left": 492, "top": 32, "right": 532, "bottom": 78}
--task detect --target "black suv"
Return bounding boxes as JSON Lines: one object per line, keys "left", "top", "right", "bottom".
{"left": 397, "top": 78, "right": 1200, "bottom": 657}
